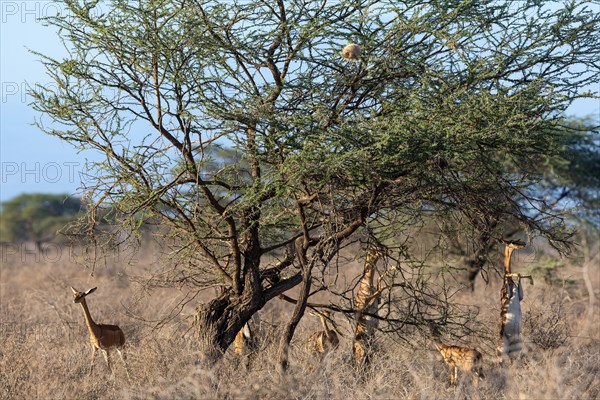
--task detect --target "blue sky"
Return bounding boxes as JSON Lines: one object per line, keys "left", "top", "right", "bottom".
{"left": 1, "top": 1, "right": 599, "bottom": 203}
{"left": 1, "top": 1, "right": 97, "bottom": 202}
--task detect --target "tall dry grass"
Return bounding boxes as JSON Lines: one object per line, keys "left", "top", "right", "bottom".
{"left": 1, "top": 241, "right": 598, "bottom": 399}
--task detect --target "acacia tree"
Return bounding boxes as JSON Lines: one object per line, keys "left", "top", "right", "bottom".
{"left": 437, "top": 118, "right": 600, "bottom": 290}
{"left": 542, "top": 118, "right": 600, "bottom": 226}
{"left": 0, "top": 193, "right": 82, "bottom": 250}
{"left": 31, "top": 0, "right": 599, "bottom": 368}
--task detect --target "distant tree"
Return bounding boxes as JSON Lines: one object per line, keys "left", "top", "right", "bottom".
{"left": 30, "top": 0, "right": 599, "bottom": 369}
{"left": 0, "top": 193, "right": 83, "bottom": 250}
{"left": 440, "top": 118, "right": 600, "bottom": 290}
{"left": 542, "top": 118, "right": 600, "bottom": 226}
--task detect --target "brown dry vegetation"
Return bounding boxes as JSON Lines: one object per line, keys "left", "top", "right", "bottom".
{"left": 1, "top": 240, "right": 598, "bottom": 400}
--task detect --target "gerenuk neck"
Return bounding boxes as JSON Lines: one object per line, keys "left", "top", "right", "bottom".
{"left": 79, "top": 299, "right": 98, "bottom": 333}
{"left": 504, "top": 246, "right": 515, "bottom": 274}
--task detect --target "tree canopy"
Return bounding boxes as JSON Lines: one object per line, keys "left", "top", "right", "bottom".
{"left": 30, "top": 0, "right": 600, "bottom": 366}
{"left": 541, "top": 118, "right": 600, "bottom": 226}
{"left": 0, "top": 193, "right": 83, "bottom": 248}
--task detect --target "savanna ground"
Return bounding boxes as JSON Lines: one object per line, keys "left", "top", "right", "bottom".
{"left": 1, "top": 238, "right": 598, "bottom": 400}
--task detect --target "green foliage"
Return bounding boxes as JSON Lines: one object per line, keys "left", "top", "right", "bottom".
{"left": 527, "top": 255, "right": 576, "bottom": 286}
{"left": 0, "top": 193, "right": 83, "bottom": 245}
{"left": 28, "top": 0, "right": 600, "bottom": 272}
{"left": 540, "top": 118, "right": 600, "bottom": 226}
{"left": 26, "top": 0, "right": 600, "bottom": 354}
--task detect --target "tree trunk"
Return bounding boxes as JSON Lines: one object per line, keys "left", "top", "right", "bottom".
{"left": 194, "top": 294, "right": 236, "bottom": 362}
{"left": 276, "top": 237, "right": 312, "bottom": 377}
{"left": 465, "top": 220, "right": 498, "bottom": 291}
{"left": 194, "top": 289, "right": 262, "bottom": 363}
{"left": 466, "top": 254, "right": 488, "bottom": 291}
{"left": 194, "top": 265, "right": 303, "bottom": 363}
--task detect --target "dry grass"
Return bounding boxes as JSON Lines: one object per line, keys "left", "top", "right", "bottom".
{"left": 1, "top": 241, "right": 598, "bottom": 400}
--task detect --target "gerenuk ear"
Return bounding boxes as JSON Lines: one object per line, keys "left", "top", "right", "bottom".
{"left": 85, "top": 287, "right": 98, "bottom": 296}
